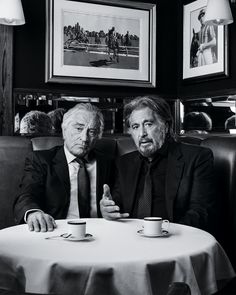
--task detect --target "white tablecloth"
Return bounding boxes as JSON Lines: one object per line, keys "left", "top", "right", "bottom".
{"left": 0, "top": 219, "right": 235, "bottom": 295}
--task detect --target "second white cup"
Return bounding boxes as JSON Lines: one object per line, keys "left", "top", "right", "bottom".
{"left": 67, "top": 220, "right": 86, "bottom": 239}
{"left": 143, "top": 217, "right": 169, "bottom": 236}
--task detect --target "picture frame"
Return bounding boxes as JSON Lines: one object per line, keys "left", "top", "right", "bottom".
{"left": 182, "top": 0, "right": 228, "bottom": 81}
{"left": 45, "top": 0, "right": 156, "bottom": 87}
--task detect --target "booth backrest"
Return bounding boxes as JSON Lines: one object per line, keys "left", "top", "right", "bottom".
{"left": 115, "top": 136, "right": 136, "bottom": 156}
{"left": 31, "top": 136, "right": 64, "bottom": 151}
{"left": 200, "top": 136, "right": 236, "bottom": 268}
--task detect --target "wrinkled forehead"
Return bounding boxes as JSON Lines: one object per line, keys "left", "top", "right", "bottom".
{"left": 129, "top": 107, "right": 164, "bottom": 125}
{"left": 65, "top": 110, "right": 99, "bottom": 128}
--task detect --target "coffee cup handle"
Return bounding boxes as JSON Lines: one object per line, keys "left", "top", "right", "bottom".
{"left": 162, "top": 219, "right": 169, "bottom": 232}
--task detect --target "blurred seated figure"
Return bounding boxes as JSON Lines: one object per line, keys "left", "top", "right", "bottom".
{"left": 225, "top": 115, "right": 236, "bottom": 133}
{"left": 20, "top": 110, "right": 52, "bottom": 136}
{"left": 48, "top": 108, "right": 66, "bottom": 135}
{"left": 182, "top": 111, "right": 212, "bottom": 134}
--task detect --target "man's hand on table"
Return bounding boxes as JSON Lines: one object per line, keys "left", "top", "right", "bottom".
{"left": 27, "top": 211, "right": 57, "bottom": 232}
{"left": 100, "top": 184, "right": 129, "bottom": 220}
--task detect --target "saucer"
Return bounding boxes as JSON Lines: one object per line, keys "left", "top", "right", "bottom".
{"left": 63, "top": 233, "right": 93, "bottom": 242}
{"left": 137, "top": 229, "right": 169, "bottom": 238}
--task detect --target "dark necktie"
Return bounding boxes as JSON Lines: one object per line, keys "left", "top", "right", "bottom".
{"left": 75, "top": 158, "right": 90, "bottom": 218}
{"left": 137, "top": 163, "right": 152, "bottom": 218}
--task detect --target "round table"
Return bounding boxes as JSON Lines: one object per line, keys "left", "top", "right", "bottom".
{"left": 0, "top": 219, "right": 234, "bottom": 295}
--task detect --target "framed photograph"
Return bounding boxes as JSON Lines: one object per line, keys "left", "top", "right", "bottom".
{"left": 182, "top": 0, "right": 228, "bottom": 80}
{"left": 45, "top": 0, "right": 156, "bottom": 87}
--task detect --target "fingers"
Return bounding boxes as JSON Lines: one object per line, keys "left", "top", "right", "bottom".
{"left": 100, "top": 197, "right": 129, "bottom": 220}
{"left": 103, "top": 184, "right": 112, "bottom": 200}
{"left": 120, "top": 213, "right": 130, "bottom": 218}
{"left": 27, "top": 212, "right": 56, "bottom": 232}
{"left": 105, "top": 205, "right": 120, "bottom": 213}
{"left": 102, "top": 211, "right": 129, "bottom": 220}
{"left": 101, "top": 198, "right": 115, "bottom": 207}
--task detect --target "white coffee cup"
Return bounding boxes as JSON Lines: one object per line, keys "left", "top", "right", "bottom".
{"left": 143, "top": 217, "right": 169, "bottom": 236}
{"left": 67, "top": 220, "right": 86, "bottom": 239}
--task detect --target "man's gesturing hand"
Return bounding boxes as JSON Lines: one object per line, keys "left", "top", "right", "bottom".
{"left": 27, "top": 211, "right": 57, "bottom": 232}
{"left": 100, "top": 184, "right": 129, "bottom": 220}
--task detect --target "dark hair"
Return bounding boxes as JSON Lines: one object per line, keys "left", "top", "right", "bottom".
{"left": 183, "top": 111, "right": 212, "bottom": 131}
{"left": 198, "top": 9, "right": 205, "bottom": 20}
{"left": 124, "top": 95, "right": 174, "bottom": 139}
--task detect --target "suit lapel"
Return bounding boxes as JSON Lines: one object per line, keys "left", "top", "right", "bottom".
{"left": 96, "top": 153, "right": 107, "bottom": 198}
{"left": 165, "top": 143, "right": 184, "bottom": 221}
{"left": 53, "top": 147, "right": 70, "bottom": 199}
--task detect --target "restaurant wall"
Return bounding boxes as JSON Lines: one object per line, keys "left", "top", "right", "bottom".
{"left": 13, "top": 0, "right": 178, "bottom": 98}
{"left": 177, "top": 0, "right": 236, "bottom": 99}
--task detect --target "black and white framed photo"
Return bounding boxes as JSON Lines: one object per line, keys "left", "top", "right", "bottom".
{"left": 183, "top": 0, "right": 228, "bottom": 81}
{"left": 45, "top": 0, "right": 156, "bottom": 87}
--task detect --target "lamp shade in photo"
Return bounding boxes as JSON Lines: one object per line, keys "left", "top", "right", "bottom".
{"left": 204, "top": 0, "right": 233, "bottom": 25}
{"left": 0, "top": 0, "right": 25, "bottom": 25}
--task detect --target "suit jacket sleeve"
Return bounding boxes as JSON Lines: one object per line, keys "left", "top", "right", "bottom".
{"left": 175, "top": 147, "right": 216, "bottom": 231}
{"left": 13, "top": 151, "right": 46, "bottom": 224}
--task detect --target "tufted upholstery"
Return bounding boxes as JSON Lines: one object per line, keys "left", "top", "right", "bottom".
{"left": 0, "top": 134, "right": 236, "bottom": 270}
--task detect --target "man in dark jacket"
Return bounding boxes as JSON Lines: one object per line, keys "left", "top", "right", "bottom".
{"left": 14, "top": 103, "right": 114, "bottom": 232}
{"left": 100, "top": 96, "right": 215, "bottom": 231}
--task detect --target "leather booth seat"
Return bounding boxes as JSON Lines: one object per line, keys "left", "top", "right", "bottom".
{"left": 0, "top": 135, "right": 236, "bottom": 270}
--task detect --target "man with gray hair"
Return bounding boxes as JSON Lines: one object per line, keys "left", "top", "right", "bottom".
{"left": 100, "top": 96, "right": 215, "bottom": 231}
{"left": 14, "top": 103, "right": 114, "bottom": 232}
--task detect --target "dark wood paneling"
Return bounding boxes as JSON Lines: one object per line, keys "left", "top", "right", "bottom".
{"left": 0, "top": 25, "right": 13, "bottom": 135}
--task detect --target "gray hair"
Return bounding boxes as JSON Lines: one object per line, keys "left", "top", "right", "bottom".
{"left": 62, "top": 103, "right": 104, "bottom": 138}
{"left": 124, "top": 96, "right": 174, "bottom": 139}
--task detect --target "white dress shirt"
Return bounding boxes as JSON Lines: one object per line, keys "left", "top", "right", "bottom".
{"left": 64, "top": 146, "right": 97, "bottom": 218}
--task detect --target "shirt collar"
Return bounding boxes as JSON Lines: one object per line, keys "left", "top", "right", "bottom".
{"left": 63, "top": 145, "right": 95, "bottom": 164}
{"left": 64, "top": 145, "right": 76, "bottom": 164}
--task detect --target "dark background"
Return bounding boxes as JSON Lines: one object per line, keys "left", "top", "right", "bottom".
{"left": 13, "top": 0, "right": 236, "bottom": 100}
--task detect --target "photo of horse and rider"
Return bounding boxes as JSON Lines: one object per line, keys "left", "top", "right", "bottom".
{"left": 63, "top": 11, "right": 140, "bottom": 70}
{"left": 190, "top": 7, "right": 217, "bottom": 68}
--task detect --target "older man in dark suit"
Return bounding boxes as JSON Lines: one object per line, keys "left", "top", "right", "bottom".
{"left": 14, "top": 103, "right": 114, "bottom": 232}
{"left": 100, "top": 96, "right": 215, "bottom": 231}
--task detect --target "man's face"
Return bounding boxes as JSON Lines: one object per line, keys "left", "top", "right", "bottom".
{"left": 63, "top": 110, "right": 99, "bottom": 157}
{"left": 128, "top": 107, "right": 167, "bottom": 159}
